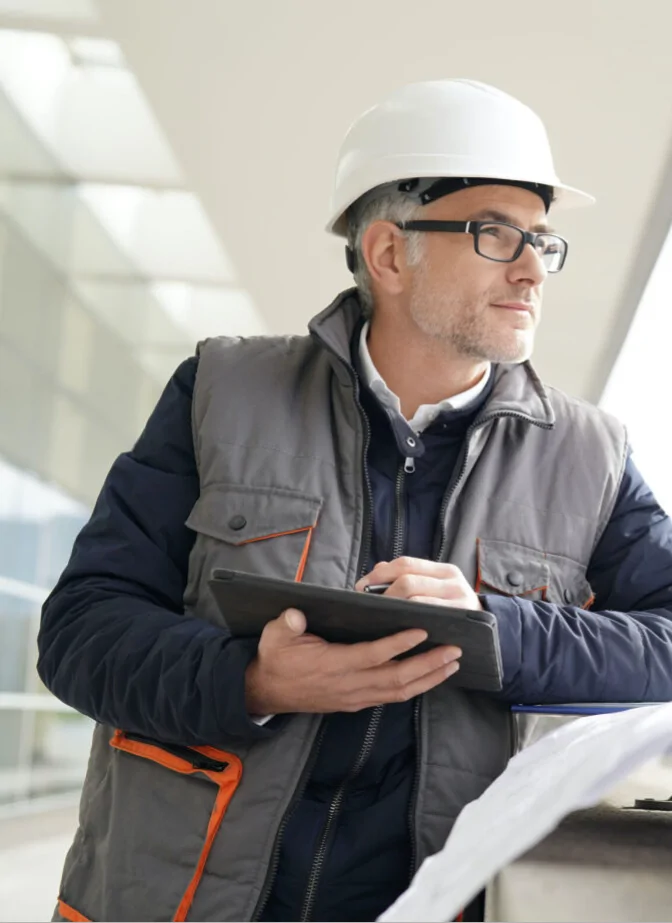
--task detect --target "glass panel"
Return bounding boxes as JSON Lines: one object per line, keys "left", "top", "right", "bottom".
{"left": 0, "top": 17, "right": 264, "bottom": 841}
{"left": 0, "top": 91, "right": 64, "bottom": 178}
{"left": 0, "top": 30, "right": 182, "bottom": 184}
{"left": 0, "top": 459, "right": 91, "bottom": 808}
{"left": 600, "top": 221, "right": 672, "bottom": 514}
{"left": 79, "top": 185, "right": 237, "bottom": 282}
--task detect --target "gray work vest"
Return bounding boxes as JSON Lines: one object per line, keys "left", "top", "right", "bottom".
{"left": 55, "top": 290, "right": 626, "bottom": 922}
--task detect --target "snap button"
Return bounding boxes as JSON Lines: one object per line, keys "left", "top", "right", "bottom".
{"left": 406, "top": 436, "right": 416, "bottom": 448}
{"left": 506, "top": 571, "right": 524, "bottom": 588}
{"left": 228, "top": 514, "right": 247, "bottom": 532}
{"left": 563, "top": 588, "right": 573, "bottom": 604}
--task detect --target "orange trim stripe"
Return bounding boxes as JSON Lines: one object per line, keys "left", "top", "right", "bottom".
{"left": 238, "top": 526, "right": 312, "bottom": 546}
{"left": 109, "top": 731, "right": 242, "bottom": 923}
{"left": 474, "top": 538, "right": 483, "bottom": 593}
{"left": 295, "top": 527, "right": 314, "bottom": 583}
{"left": 111, "top": 730, "right": 195, "bottom": 774}
{"left": 58, "top": 900, "right": 91, "bottom": 923}
{"left": 173, "top": 780, "right": 237, "bottom": 922}
{"left": 530, "top": 584, "right": 549, "bottom": 597}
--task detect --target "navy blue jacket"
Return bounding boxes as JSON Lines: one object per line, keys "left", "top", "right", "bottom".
{"left": 38, "top": 354, "right": 672, "bottom": 921}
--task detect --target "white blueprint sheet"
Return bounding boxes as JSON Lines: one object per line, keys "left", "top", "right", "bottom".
{"left": 379, "top": 702, "right": 672, "bottom": 922}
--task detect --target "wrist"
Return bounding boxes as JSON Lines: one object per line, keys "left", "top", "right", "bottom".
{"left": 245, "top": 658, "right": 278, "bottom": 716}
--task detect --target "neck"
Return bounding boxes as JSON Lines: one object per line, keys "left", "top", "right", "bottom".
{"left": 366, "top": 318, "right": 489, "bottom": 420}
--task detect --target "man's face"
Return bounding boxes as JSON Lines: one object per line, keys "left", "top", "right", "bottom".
{"left": 405, "top": 184, "right": 551, "bottom": 363}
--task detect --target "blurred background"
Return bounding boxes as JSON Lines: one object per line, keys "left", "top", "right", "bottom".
{"left": 1, "top": 0, "right": 672, "bottom": 918}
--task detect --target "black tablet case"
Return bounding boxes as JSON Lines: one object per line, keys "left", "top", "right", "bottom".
{"left": 209, "top": 569, "right": 503, "bottom": 692}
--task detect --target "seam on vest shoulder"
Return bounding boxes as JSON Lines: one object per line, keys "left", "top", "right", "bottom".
{"left": 195, "top": 436, "right": 339, "bottom": 467}
{"left": 545, "top": 384, "right": 629, "bottom": 557}
{"left": 477, "top": 497, "right": 602, "bottom": 526}
{"left": 201, "top": 481, "right": 324, "bottom": 502}
{"left": 591, "top": 432, "right": 629, "bottom": 557}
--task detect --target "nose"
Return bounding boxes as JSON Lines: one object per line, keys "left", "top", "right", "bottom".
{"left": 508, "top": 241, "right": 548, "bottom": 287}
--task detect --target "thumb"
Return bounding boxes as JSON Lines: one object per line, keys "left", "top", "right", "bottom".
{"left": 282, "top": 608, "right": 306, "bottom": 635}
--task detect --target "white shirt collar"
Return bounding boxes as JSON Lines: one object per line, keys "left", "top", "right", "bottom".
{"left": 358, "top": 322, "right": 491, "bottom": 434}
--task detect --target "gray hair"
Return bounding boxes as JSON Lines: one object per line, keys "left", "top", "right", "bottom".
{"left": 346, "top": 187, "right": 425, "bottom": 319}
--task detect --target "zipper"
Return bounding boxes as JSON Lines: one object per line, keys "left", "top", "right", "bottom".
{"left": 342, "top": 361, "right": 375, "bottom": 583}
{"left": 392, "top": 460, "right": 408, "bottom": 559}
{"left": 354, "top": 379, "right": 375, "bottom": 581}
{"left": 252, "top": 721, "right": 328, "bottom": 921}
{"left": 298, "top": 361, "right": 413, "bottom": 920}
{"left": 405, "top": 408, "right": 554, "bottom": 870}
{"left": 123, "top": 733, "right": 229, "bottom": 773}
{"left": 407, "top": 698, "right": 422, "bottom": 878}
{"left": 435, "top": 410, "right": 553, "bottom": 562}
{"left": 253, "top": 354, "right": 374, "bottom": 921}
{"left": 299, "top": 705, "right": 384, "bottom": 921}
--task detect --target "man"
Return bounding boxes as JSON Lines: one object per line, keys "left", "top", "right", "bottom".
{"left": 39, "top": 79, "right": 672, "bottom": 923}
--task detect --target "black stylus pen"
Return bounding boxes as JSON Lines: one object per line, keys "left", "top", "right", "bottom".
{"left": 363, "top": 583, "right": 392, "bottom": 594}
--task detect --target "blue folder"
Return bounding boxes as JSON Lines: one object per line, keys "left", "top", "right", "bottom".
{"left": 511, "top": 703, "right": 664, "bottom": 716}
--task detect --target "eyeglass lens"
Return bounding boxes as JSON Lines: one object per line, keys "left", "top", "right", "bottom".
{"left": 477, "top": 223, "right": 565, "bottom": 271}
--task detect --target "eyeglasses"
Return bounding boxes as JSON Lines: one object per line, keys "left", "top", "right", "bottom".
{"left": 395, "top": 220, "right": 569, "bottom": 273}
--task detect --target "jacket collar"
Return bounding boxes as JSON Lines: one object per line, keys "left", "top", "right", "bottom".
{"left": 308, "top": 288, "right": 555, "bottom": 429}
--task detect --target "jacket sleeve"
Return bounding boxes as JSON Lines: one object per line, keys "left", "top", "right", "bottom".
{"left": 485, "top": 453, "right": 672, "bottom": 703}
{"left": 37, "top": 357, "right": 277, "bottom": 746}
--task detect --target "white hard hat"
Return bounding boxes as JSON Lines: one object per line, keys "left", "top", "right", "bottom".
{"left": 326, "top": 79, "right": 594, "bottom": 237}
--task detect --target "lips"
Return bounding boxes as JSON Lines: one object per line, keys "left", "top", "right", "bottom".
{"left": 492, "top": 302, "right": 534, "bottom": 313}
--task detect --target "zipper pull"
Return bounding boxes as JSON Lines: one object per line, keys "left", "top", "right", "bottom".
{"left": 404, "top": 457, "right": 416, "bottom": 474}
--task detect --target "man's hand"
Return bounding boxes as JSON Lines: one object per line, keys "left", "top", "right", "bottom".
{"left": 245, "top": 608, "right": 461, "bottom": 715}
{"left": 355, "top": 557, "right": 483, "bottom": 610}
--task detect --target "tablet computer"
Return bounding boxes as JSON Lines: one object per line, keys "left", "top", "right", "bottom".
{"left": 209, "top": 568, "right": 503, "bottom": 693}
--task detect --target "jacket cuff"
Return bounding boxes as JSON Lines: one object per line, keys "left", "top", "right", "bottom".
{"left": 214, "top": 637, "right": 288, "bottom": 741}
{"left": 480, "top": 593, "right": 523, "bottom": 696}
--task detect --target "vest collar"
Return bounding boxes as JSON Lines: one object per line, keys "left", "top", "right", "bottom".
{"left": 309, "top": 288, "right": 555, "bottom": 430}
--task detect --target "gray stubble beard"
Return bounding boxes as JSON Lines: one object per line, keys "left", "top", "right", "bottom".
{"left": 408, "top": 273, "right": 536, "bottom": 365}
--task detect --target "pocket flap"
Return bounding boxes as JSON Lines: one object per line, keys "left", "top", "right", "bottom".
{"left": 186, "top": 484, "right": 322, "bottom": 545}
{"left": 546, "top": 553, "right": 595, "bottom": 608}
{"left": 477, "top": 538, "right": 550, "bottom": 596}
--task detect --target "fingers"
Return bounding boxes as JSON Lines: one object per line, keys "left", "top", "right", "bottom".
{"left": 388, "top": 659, "right": 460, "bottom": 702}
{"left": 344, "top": 648, "right": 461, "bottom": 709}
{"left": 345, "top": 628, "right": 430, "bottom": 669}
{"left": 369, "top": 644, "right": 461, "bottom": 692}
{"left": 254, "top": 613, "right": 463, "bottom": 714}
{"left": 409, "top": 595, "right": 475, "bottom": 609}
{"left": 356, "top": 558, "right": 462, "bottom": 591}
{"left": 382, "top": 574, "right": 466, "bottom": 601}
{"left": 356, "top": 561, "right": 481, "bottom": 611}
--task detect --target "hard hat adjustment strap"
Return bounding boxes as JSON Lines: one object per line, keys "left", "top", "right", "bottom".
{"left": 397, "top": 176, "right": 553, "bottom": 211}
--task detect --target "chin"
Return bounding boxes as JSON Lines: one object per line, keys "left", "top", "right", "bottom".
{"left": 485, "top": 336, "right": 534, "bottom": 364}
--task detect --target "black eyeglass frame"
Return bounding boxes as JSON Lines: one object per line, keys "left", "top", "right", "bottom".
{"left": 395, "top": 219, "right": 569, "bottom": 272}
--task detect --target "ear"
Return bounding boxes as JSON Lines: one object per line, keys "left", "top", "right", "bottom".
{"left": 360, "top": 220, "right": 409, "bottom": 296}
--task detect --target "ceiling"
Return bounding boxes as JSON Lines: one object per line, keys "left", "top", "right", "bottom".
{"left": 9, "top": 0, "right": 672, "bottom": 402}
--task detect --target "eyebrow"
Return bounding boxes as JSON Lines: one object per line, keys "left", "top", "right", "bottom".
{"left": 468, "top": 208, "right": 555, "bottom": 234}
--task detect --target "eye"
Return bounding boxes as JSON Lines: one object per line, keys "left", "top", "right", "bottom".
{"left": 480, "top": 224, "right": 503, "bottom": 237}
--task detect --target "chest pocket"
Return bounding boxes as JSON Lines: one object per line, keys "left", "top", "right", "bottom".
{"left": 476, "top": 538, "right": 594, "bottom": 608}
{"left": 186, "top": 484, "right": 323, "bottom": 591}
